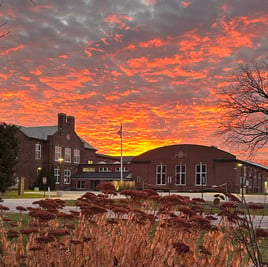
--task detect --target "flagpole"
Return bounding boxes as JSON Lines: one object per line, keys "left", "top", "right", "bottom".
{"left": 120, "top": 123, "right": 123, "bottom": 182}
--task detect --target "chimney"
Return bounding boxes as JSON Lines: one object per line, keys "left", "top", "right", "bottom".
{"left": 67, "top": 116, "right": 75, "bottom": 132}
{"left": 58, "top": 113, "right": 66, "bottom": 130}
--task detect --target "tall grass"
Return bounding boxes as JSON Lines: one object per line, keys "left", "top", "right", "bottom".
{"left": 0, "top": 189, "right": 267, "bottom": 266}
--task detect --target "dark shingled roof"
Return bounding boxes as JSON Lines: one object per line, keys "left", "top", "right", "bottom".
{"left": 18, "top": 125, "right": 58, "bottom": 140}
{"left": 16, "top": 125, "right": 96, "bottom": 150}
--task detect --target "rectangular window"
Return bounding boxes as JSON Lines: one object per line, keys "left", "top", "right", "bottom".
{"left": 175, "top": 164, "right": 186, "bottom": 185}
{"left": 99, "top": 167, "right": 112, "bottom": 172}
{"left": 88, "top": 160, "right": 93, "bottom": 164}
{"left": 77, "top": 180, "right": 85, "bottom": 189}
{"left": 83, "top": 167, "right": 95, "bottom": 172}
{"left": 54, "top": 168, "right": 60, "bottom": 184}
{"left": 35, "top": 143, "right": 41, "bottom": 160}
{"left": 64, "top": 169, "right": 71, "bottom": 184}
{"left": 195, "top": 163, "right": 207, "bottom": 185}
{"left": 64, "top": 148, "right": 71, "bottom": 163}
{"left": 156, "top": 164, "right": 166, "bottom": 185}
{"left": 55, "top": 146, "right": 62, "bottom": 161}
{"left": 115, "top": 167, "right": 129, "bottom": 172}
{"left": 74, "top": 149, "right": 80, "bottom": 164}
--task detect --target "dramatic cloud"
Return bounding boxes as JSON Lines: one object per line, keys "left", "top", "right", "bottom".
{"left": 0, "top": 0, "right": 267, "bottom": 164}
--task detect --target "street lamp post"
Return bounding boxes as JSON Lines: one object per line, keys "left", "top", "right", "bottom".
{"left": 201, "top": 176, "right": 205, "bottom": 200}
{"left": 42, "top": 176, "right": 47, "bottom": 198}
{"left": 199, "top": 162, "right": 205, "bottom": 200}
{"left": 168, "top": 176, "right": 172, "bottom": 195}
{"left": 237, "top": 163, "right": 244, "bottom": 197}
{"left": 37, "top": 167, "right": 41, "bottom": 177}
{"left": 58, "top": 158, "right": 64, "bottom": 187}
{"left": 37, "top": 167, "right": 41, "bottom": 188}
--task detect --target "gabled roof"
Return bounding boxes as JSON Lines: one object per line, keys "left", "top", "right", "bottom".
{"left": 17, "top": 125, "right": 58, "bottom": 140}
{"left": 79, "top": 137, "right": 96, "bottom": 150}
{"left": 16, "top": 125, "right": 96, "bottom": 150}
{"left": 240, "top": 160, "right": 268, "bottom": 171}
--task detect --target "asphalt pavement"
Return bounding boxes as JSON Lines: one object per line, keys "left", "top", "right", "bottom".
{"left": 1, "top": 191, "right": 268, "bottom": 228}
{"left": 26, "top": 190, "right": 268, "bottom": 202}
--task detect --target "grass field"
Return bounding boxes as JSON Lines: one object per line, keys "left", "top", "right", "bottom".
{"left": 1, "top": 190, "right": 56, "bottom": 199}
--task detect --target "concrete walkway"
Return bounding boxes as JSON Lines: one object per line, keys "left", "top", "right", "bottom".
{"left": 1, "top": 191, "right": 268, "bottom": 228}
{"left": 52, "top": 190, "right": 268, "bottom": 203}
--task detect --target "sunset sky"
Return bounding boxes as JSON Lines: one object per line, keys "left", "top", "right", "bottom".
{"left": 0, "top": 0, "right": 268, "bottom": 164}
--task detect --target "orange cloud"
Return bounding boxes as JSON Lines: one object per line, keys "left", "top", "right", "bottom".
{"left": 1, "top": 1, "right": 267, "bottom": 165}
{"left": 0, "top": 73, "right": 10, "bottom": 80}
{"left": 181, "top": 2, "right": 192, "bottom": 8}
{"left": 31, "top": 4, "right": 54, "bottom": 12}
{"left": 143, "top": 0, "right": 157, "bottom": 5}
{"left": 0, "top": 45, "right": 24, "bottom": 56}
{"left": 39, "top": 69, "right": 94, "bottom": 90}
{"left": 59, "top": 55, "right": 68, "bottom": 59}
{"left": 139, "top": 38, "right": 165, "bottom": 48}
{"left": 30, "top": 68, "right": 43, "bottom": 76}
{"left": 104, "top": 14, "right": 132, "bottom": 29}
{"left": 19, "top": 76, "right": 31, "bottom": 81}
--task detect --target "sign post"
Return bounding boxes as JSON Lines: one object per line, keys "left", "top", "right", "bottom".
{"left": 42, "top": 177, "right": 47, "bottom": 197}
{"left": 18, "top": 177, "right": 25, "bottom": 196}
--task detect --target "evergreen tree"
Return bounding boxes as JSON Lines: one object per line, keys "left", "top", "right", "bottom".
{"left": 47, "top": 166, "right": 56, "bottom": 190}
{"left": 36, "top": 167, "right": 56, "bottom": 190}
{"left": 37, "top": 168, "right": 47, "bottom": 190}
{"left": 0, "top": 123, "right": 19, "bottom": 193}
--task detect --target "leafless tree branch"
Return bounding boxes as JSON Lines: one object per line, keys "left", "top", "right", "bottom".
{"left": 218, "top": 59, "right": 268, "bottom": 155}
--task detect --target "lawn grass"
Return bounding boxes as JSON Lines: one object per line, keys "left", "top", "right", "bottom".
{"left": 64, "top": 199, "right": 77, "bottom": 206}
{"left": 260, "top": 238, "right": 268, "bottom": 263}
{"left": 1, "top": 190, "right": 57, "bottom": 199}
{"left": 1, "top": 213, "right": 29, "bottom": 228}
{"left": 203, "top": 202, "right": 268, "bottom": 216}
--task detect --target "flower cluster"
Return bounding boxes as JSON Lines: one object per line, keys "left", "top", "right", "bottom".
{"left": 0, "top": 189, "right": 266, "bottom": 266}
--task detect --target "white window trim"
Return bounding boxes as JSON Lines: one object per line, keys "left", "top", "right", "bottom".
{"left": 64, "top": 147, "right": 71, "bottom": 163}
{"left": 64, "top": 169, "right": 71, "bottom": 184}
{"left": 156, "top": 164, "right": 166, "bottom": 185}
{"left": 99, "top": 167, "right": 112, "bottom": 172}
{"left": 175, "top": 164, "right": 186, "bottom": 185}
{"left": 195, "top": 163, "right": 207, "bottom": 186}
{"left": 54, "top": 168, "right": 60, "bottom": 184}
{"left": 55, "top": 146, "right": 62, "bottom": 161}
{"left": 73, "top": 149, "right": 80, "bottom": 164}
{"left": 115, "top": 167, "right": 129, "bottom": 172}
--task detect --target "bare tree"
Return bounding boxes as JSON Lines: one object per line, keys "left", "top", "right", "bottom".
{"left": 219, "top": 59, "right": 268, "bottom": 155}
{"left": 0, "top": 1, "right": 10, "bottom": 38}
{"left": 0, "top": 21, "right": 10, "bottom": 38}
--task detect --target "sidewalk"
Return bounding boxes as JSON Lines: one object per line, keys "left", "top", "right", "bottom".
{"left": 48, "top": 190, "right": 268, "bottom": 203}
{"left": 22, "top": 190, "right": 268, "bottom": 203}
{"left": 2, "top": 191, "right": 268, "bottom": 228}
